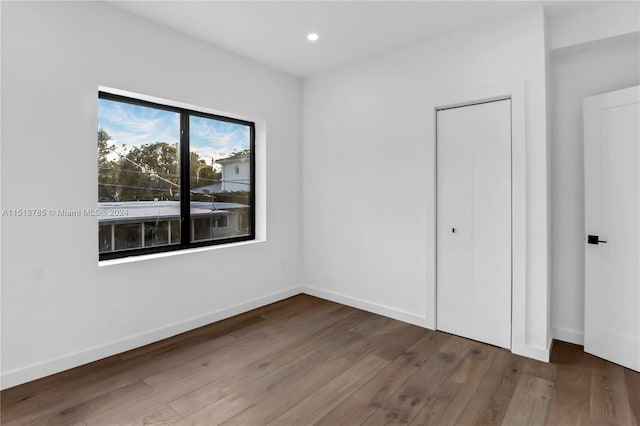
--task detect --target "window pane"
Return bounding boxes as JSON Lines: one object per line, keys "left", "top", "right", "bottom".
{"left": 170, "top": 219, "right": 180, "bottom": 243}
{"left": 144, "top": 221, "right": 170, "bottom": 247}
{"left": 192, "top": 217, "right": 212, "bottom": 241}
{"left": 98, "top": 98, "right": 181, "bottom": 251}
{"left": 114, "top": 223, "right": 142, "bottom": 251}
{"left": 98, "top": 224, "right": 113, "bottom": 253}
{"left": 189, "top": 115, "right": 252, "bottom": 242}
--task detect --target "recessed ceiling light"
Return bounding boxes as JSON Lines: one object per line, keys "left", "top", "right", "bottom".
{"left": 307, "top": 33, "right": 319, "bottom": 42}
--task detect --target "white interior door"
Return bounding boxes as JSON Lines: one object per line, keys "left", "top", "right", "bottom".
{"left": 436, "top": 99, "right": 512, "bottom": 349}
{"left": 584, "top": 86, "right": 640, "bottom": 372}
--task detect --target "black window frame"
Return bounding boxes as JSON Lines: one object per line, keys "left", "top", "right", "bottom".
{"left": 98, "top": 91, "right": 256, "bottom": 261}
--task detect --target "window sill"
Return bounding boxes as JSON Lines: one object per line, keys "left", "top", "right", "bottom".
{"left": 98, "top": 238, "right": 265, "bottom": 267}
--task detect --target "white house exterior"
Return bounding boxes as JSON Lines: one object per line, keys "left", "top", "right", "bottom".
{"left": 217, "top": 150, "right": 251, "bottom": 192}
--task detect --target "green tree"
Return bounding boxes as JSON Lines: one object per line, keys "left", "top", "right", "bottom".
{"left": 98, "top": 130, "right": 223, "bottom": 202}
{"left": 190, "top": 152, "right": 221, "bottom": 201}
{"left": 98, "top": 129, "right": 119, "bottom": 201}
{"left": 98, "top": 128, "right": 114, "bottom": 166}
{"left": 115, "top": 142, "right": 180, "bottom": 201}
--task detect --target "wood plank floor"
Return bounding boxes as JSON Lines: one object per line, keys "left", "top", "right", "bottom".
{"left": 1, "top": 295, "right": 638, "bottom": 425}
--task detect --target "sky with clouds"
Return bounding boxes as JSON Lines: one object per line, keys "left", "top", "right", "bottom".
{"left": 98, "top": 98, "right": 250, "bottom": 166}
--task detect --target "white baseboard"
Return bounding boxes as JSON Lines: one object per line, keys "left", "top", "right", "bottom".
{"left": 301, "top": 286, "right": 429, "bottom": 328}
{"left": 553, "top": 326, "right": 584, "bottom": 346}
{"left": 0, "top": 286, "right": 301, "bottom": 390}
{"left": 302, "top": 286, "right": 555, "bottom": 362}
{"left": 512, "top": 336, "right": 553, "bottom": 362}
{"left": 3, "top": 285, "right": 561, "bottom": 389}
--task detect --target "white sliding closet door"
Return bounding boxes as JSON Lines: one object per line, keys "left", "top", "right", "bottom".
{"left": 436, "top": 99, "right": 512, "bottom": 349}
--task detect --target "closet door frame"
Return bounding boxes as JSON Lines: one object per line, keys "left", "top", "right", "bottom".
{"left": 429, "top": 82, "right": 528, "bottom": 357}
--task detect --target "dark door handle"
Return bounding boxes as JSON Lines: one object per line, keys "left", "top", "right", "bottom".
{"left": 588, "top": 235, "right": 607, "bottom": 245}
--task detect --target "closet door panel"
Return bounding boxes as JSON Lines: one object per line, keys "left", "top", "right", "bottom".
{"left": 437, "top": 99, "right": 511, "bottom": 349}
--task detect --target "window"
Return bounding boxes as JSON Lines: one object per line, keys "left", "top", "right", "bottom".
{"left": 98, "top": 91, "right": 255, "bottom": 260}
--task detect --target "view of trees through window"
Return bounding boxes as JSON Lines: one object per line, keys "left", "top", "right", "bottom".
{"left": 97, "top": 93, "right": 254, "bottom": 259}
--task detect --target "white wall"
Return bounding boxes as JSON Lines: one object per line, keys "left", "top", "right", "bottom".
{"left": 550, "top": 37, "right": 640, "bottom": 344}
{"left": 302, "top": 8, "right": 551, "bottom": 360}
{"left": 548, "top": 2, "right": 640, "bottom": 51}
{"left": 1, "top": 2, "right": 302, "bottom": 388}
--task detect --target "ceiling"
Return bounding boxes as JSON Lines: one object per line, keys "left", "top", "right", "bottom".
{"left": 109, "top": 1, "right": 608, "bottom": 77}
